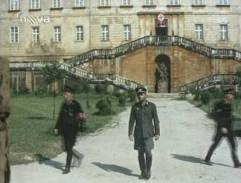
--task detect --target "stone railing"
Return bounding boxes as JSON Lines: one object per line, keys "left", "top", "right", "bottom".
{"left": 60, "top": 63, "right": 142, "bottom": 90}
{"left": 179, "top": 74, "right": 238, "bottom": 92}
{"left": 65, "top": 35, "right": 241, "bottom": 66}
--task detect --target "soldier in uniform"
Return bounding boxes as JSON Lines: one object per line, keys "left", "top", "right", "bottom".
{"left": 204, "top": 88, "right": 241, "bottom": 168}
{"left": 0, "top": 112, "right": 10, "bottom": 183}
{"left": 128, "top": 86, "right": 160, "bottom": 179}
{"left": 54, "top": 86, "right": 85, "bottom": 174}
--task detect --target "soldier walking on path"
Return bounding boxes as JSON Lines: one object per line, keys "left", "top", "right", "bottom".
{"left": 128, "top": 86, "right": 160, "bottom": 180}
{"left": 54, "top": 86, "right": 85, "bottom": 174}
{"left": 204, "top": 88, "right": 241, "bottom": 168}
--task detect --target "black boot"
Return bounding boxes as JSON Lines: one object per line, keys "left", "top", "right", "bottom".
{"left": 63, "top": 151, "right": 72, "bottom": 174}
{"left": 146, "top": 156, "right": 152, "bottom": 179}
{"left": 138, "top": 152, "right": 146, "bottom": 179}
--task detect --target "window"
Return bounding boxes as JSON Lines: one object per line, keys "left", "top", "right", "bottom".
{"left": 195, "top": 24, "right": 204, "bottom": 40}
{"left": 101, "top": 25, "right": 109, "bottom": 41}
{"left": 99, "top": 0, "right": 110, "bottom": 6}
{"left": 9, "top": 0, "right": 20, "bottom": 11}
{"left": 52, "top": 0, "right": 62, "bottom": 8}
{"left": 217, "top": 0, "right": 229, "bottom": 5}
{"left": 192, "top": 0, "right": 205, "bottom": 5}
{"left": 169, "top": 0, "right": 180, "bottom": 5}
{"left": 32, "top": 26, "right": 40, "bottom": 43}
{"left": 75, "top": 0, "right": 84, "bottom": 7}
{"left": 220, "top": 24, "right": 228, "bottom": 41}
{"left": 54, "top": 26, "right": 61, "bottom": 42}
{"left": 124, "top": 25, "right": 131, "bottom": 41}
{"left": 30, "top": 0, "right": 40, "bottom": 9}
{"left": 10, "top": 26, "right": 19, "bottom": 43}
{"left": 144, "top": 0, "right": 154, "bottom": 5}
{"left": 121, "top": 0, "right": 131, "bottom": 6}
{"left": 76, "top": 26, "right": 84, "bottom": 41}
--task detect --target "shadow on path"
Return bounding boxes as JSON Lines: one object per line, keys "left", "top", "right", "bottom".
{"left": 171, "top": 154, "right": 232, "bottom": 168}
{"left": 35, "top": 154, "right": 64, "bottom": 170}
{"left": 92, "top": 162, "right": 139, "bottom": 177}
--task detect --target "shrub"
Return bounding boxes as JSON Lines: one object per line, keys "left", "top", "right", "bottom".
{"left": 200, "top": 91, "right": 210, "bottom": 105}
{"left": 95, "top": 97, "right": 113, "bottom": 115}
{"left": 95, "top": 84, "right": 107, "bottom": 94}
{"left": 128, "top": 91, "right": 136, "bottom": 103}
{"left": 34, "top": 87, "right": 48, "bottom": 96}
{"left": 193, "top": 90, "right": 200, "bottom": 101}
{"left": 118, "top": 94, "right": 127, "bottom": 106}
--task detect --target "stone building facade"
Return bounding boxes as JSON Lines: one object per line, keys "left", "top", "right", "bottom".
{"left": 0, "top": 0, "right": 241, "bottom": 92}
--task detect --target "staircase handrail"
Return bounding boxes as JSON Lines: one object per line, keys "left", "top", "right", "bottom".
{"left": 65, "top": 35, "right": 241, "bottom": 66}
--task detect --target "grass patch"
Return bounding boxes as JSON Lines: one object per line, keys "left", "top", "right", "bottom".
{"left": 9, "top": 93, "right": 130, "bottom": 165}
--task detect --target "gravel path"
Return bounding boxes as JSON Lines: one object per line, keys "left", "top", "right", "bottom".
{"left": 11, "top": 98, "right": 241, "bottom": 183}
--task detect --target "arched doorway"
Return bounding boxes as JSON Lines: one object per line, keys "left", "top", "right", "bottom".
{"left": 155, "top": 55, "right": 171, "bottom": 93}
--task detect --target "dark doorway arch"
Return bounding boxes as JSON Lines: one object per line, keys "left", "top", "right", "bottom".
{"left": 155, "top": 55, "right": 171, "bottom": 93}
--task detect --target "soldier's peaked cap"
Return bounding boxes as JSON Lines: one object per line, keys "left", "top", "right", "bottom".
{"left": 64, "top": 85, "right": 75, "bottom": 94}
{"left": 135, "top": 86, "right": 147, "bottom": 94}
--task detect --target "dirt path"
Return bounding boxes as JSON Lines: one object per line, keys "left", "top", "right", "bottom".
{"left": 11, "top": 98, "right": 241, "bottom": 183}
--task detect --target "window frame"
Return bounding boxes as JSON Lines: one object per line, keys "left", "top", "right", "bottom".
{"left": 99, "top": 0, "right": 110, "bottom": 6}
{"left": 32, "top": 26, "right": 40, "bottom": 43}
{"left": 30, "top": 0, "right": 41, "bottom": 9}
{"left": 220, "top": 24, "right": 228, "bottom": 41}
{"left": 124, "top": 24, "right": 132, "bottom": 41}
{"left": 75, "top": 0, "right": 84, "bottom": 7}
{"left": 52, "top": 0, "right": 62, "bottom": 8}
{"left": 9, "top": 0, "right": 20, "bottom": 11}
{"left": 195, "top": 24, "right": 204, "bottom": 41}
{"left": 76, "top": 25, "right": 84, "bottom": 41}
{"left": 10, "top": 26, "right": 19, "bottom": 43}
{"left": 121, "top": 0, "right": 131, "bottom": 6}
{"left": 101, "top": 25, "right": 109, "bottom": 41}
{"left": 217, "top": 0, "right": 230, "bottom": 5}
{"left": 53, "top": 26, "right": 61, "bottom": 42}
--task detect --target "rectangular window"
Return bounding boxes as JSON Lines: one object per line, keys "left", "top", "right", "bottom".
{"left": 121, "top": 0, "right": 131, "bottom": 6}
{"left": 195, "top": 24, "right": 204, "bottom": 40}
{"left": 75, "top": 0, "right": 84, "bottom": 7}
{"left": 10, "top": 26, "right": 19, "bottom": 43}
{"left": 52, "top": 0, "right": 62, "bottom": 8}
{"left": 32, "top": 26, "right": 40, "bottom": 43}
{"left": 169, "top": 0, "right": 180, "bottom": 5}
{"left": 54, "top": 26, "right": 61, "bottom": 42}
{"left": 76, "top": 26, "right": 84, "bottom": 41}
{"left": 220, "top": 24, "right": 228, "bottom": 41}
{"left": 30, "top": 0, "right": 40, "bottom": 9}
{"left": 217, "top": 0, "right": 229, "bottom": 5}
{"left": 9, "top": 0, "right": 20, "bottom": 10}
{"left": 144, "top": 0, "right": 154, "bottom": 5}
{"left": 124, "top": 25, "right": 131, "bottom": 41}
{"left": 101, "top": 25, "right": 109, "bottom": 41}
{"left": 99, "top": 0, "right": 110, "bottom": 6}
{"left": 192, "top": 0, "right": 205, "bottom": 5}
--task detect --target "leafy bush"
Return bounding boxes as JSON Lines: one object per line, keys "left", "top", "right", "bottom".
{"left": 118, "top": 94, "right": 127, "bottom": 106}
{"left": 34, "top": 87, "right": 48, "bottom": 96}
{"left": 95, "top": 84, "right": 107, "bottom": 94}
{"left": 200, "top": 91, "right": 210, "bottom": 105}
{"left": 95, "top": 97, "right": 113, "bottom": 115}
{"left": 128, "top": 91, "right": 136, "bottom": 103}
{"left": 193, "top": 90, "right": 200, "bottom": 101}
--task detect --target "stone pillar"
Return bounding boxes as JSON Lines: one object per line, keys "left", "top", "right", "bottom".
{"left": 0, "top": 57, "right": 10, "bottom": 183}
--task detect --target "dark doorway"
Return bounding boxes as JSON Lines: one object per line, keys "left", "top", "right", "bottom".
{"left": 155, "top": 55, "right": 171, "bottom": 93}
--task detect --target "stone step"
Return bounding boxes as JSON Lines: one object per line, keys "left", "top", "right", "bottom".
{"left": 147, "top": 93, "right": 181, "bottom": 99}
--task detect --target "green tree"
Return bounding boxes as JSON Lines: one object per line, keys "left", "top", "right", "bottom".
{"left": 41, "top": 62, "right": 66, "bottom": 120}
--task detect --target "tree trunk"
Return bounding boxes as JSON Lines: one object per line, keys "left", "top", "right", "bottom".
{"left": 0, "top": 57, "right": 10, "bottom": 183}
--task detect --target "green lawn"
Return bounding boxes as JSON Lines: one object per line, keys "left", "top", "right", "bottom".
{"left": 9, "top": 93, "right": 129, "bottom": 164}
